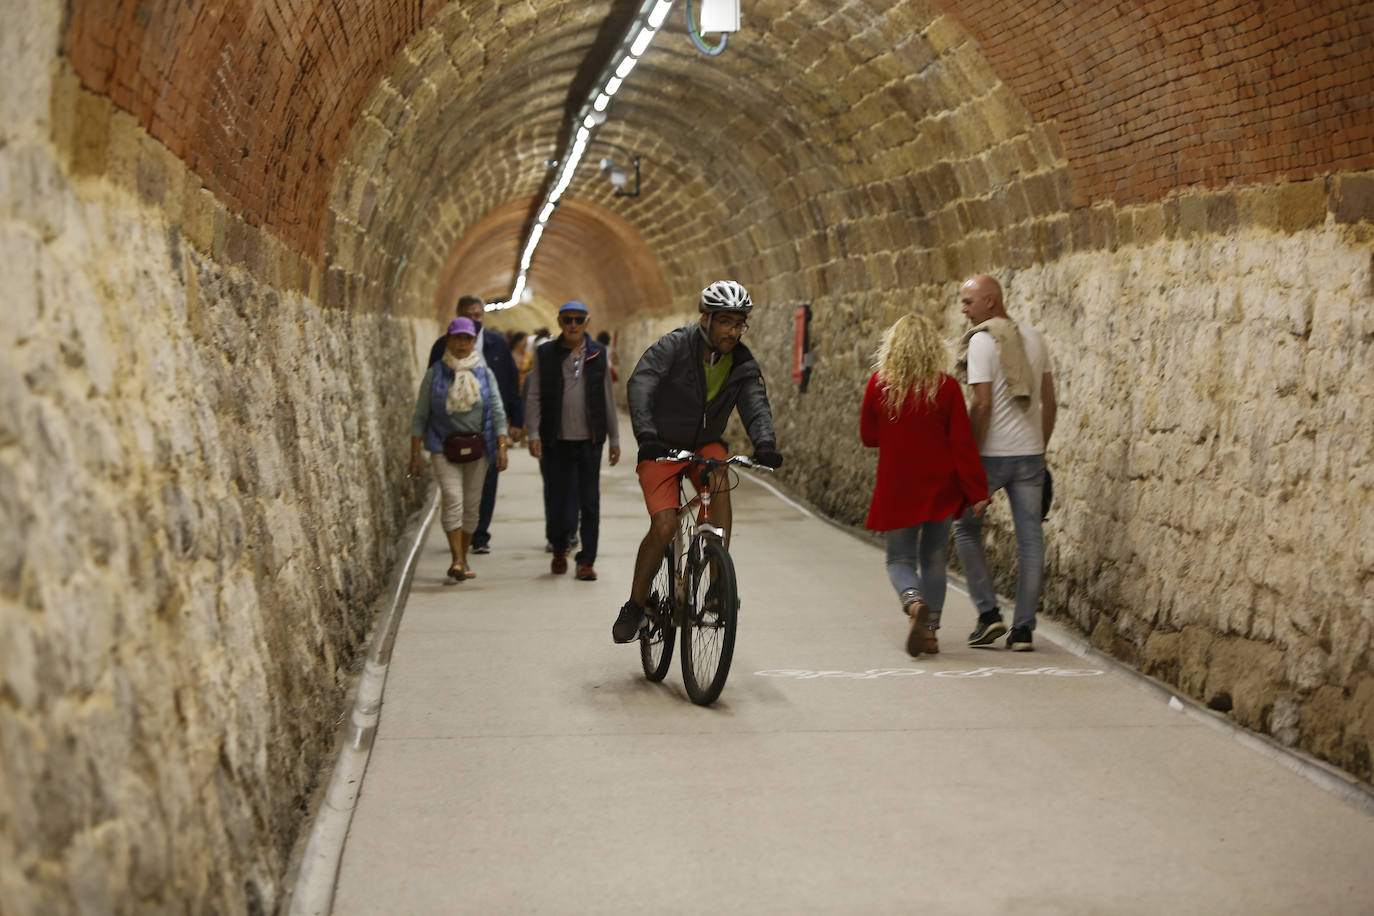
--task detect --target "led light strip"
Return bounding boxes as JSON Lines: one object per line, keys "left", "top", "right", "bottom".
{"left": 489, "top": 0, "right": 674, "bottom": 309}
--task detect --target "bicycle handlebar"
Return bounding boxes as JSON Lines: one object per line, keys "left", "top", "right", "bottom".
{"left": 655, "top": 449, "right": 774, "bottom": 472}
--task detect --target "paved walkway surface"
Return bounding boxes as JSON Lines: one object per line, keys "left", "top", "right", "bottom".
{"left": 332, "top": 440, "right": 1374, "bottom": 915}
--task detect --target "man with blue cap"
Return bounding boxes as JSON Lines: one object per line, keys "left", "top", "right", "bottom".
{"left": 524, "top": 300, "right": 621, "bottom": 580}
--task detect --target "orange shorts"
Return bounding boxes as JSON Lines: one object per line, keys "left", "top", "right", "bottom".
{"left": 636, "top": 441, "right": 728, "bottom": 516}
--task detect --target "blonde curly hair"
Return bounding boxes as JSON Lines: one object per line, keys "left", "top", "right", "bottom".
{"left": 873, "top": 313, "right": 947, "bottom": 414}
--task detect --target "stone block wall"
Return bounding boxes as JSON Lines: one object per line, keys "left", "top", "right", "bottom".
{"left": 1, "top": 11, "right": 431, "bottom": 911}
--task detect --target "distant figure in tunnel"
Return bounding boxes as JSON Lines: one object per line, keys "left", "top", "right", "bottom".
{"left": 596, "top": 329, "right": 618, "bottom": 383}
{"left": 953, "top": 275, "right": 1057, "bottom": 652}
{"left": 612, "top": 280, "right": 784, "bottom": 644}
{"left": 508, "top": 330, "right": 534, "bottom": 401}
{"left": 862, "top": 314, "right": 989, "bottom": 657}
{"left": 411, "top": 317, "right": 510, "bottom": 581}
{"left": 524, "top": 301, "right": 621, "bottom": 580}
{"left": 428, "top": 295, "right": 524, "bottom": 555}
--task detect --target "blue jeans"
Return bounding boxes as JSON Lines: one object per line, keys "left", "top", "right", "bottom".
{"left": 885, "top": 517, "right": 954, "bottom": 618}
{"left": 953, "top": 454, "right": 1045, "bottom": 632}
{"left": 541, "top": 440, "right": 602, "bottom": 564}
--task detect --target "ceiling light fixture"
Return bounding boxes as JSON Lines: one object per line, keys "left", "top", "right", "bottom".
{"left": 489, "top": 0, "right": 673, "bottom": 310}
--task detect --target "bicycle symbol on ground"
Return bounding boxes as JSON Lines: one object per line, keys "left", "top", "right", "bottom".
{"left": 755, "top": 666, "right": 1104, "bottom": 680}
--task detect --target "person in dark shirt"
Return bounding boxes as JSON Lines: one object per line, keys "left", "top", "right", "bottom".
{"left": 524, "top": 301, "right": 620, "bottom": 581}
{"left": 611, "top": 280, "right": 783, "bottom": 644}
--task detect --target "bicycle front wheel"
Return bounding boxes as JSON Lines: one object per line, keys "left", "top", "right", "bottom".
{"left": 680, "top": 536, "right": 738, "bottom": 706}
{"left": 640, "top": 546, "right": 676, "bottom": 681}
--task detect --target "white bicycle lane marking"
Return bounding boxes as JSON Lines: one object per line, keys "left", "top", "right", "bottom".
{"left": 755, "top": 666, "right": 1104, "bottom": 680}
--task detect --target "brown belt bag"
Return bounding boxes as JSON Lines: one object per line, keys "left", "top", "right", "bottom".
{"left": 442, "top": 432, "right": 486, "bottom": 464}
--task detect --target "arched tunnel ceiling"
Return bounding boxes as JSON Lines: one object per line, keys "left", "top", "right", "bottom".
{"left": 434, "top": 196, "right": 671, "bottom": 320}
{"left": 64, "top": 1, "right": 1374, "bottom": 323}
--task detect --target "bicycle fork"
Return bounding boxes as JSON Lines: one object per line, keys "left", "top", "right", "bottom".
{"left": 671, "top": 475, "right": 726, "bottom": 626}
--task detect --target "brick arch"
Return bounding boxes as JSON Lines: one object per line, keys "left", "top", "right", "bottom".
{"left": 62, "top": 0, "right": 444, "bottom": 255}
{"left": 361, "top": 2, "right": 1016, "bottom": 318}
{"left": 62, "top": 0, "right": 1373, "bottom": 322}
{"left": 432, "top": 197, "right": 671, "bottom": 325}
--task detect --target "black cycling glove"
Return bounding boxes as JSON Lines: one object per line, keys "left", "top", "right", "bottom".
{"left": 752, "top": 446, "right": 783, "bottom": 469}
{"left": 637, "top": 441, "right": 670, "bottom": 463}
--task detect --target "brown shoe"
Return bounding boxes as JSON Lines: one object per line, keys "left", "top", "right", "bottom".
{"left": 551, "top": 551, "right": 568, "bottom": 575}
{"left": 905, "top": 600, "right": 930, "bottom": 657}
{"left": 575, "top": 562, "right": 597, "bottom": 581}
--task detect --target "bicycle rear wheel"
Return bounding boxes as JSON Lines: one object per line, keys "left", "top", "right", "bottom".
{"left": 639, "top": 546, "right": 676, "bottom": 681}
{"left": 680, "top": 536, "right": 738, "bottom": 705}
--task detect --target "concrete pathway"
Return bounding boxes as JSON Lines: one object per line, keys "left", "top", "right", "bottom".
{"left": 332, "top": 440, "right": 1374, "bottom": 915}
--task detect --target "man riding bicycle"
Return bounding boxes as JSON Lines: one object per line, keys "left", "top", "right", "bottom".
{"left": 612, "top": 280, "right": 784, "bottom": 643}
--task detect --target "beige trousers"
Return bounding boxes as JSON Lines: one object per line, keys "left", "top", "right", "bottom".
{"left": 431, "top": 451, "right": 488, "bottom": 533}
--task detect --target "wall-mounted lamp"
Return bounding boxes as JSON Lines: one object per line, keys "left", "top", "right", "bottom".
{"left": 699, "top": 0, "right": 740, "bottom": 32}
{"left": 599, "top": 155, "right": 641, "bottom": 197}
{"left": 687, "top": 0, "right": 739, "bottom": 55}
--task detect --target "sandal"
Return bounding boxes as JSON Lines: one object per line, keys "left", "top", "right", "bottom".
{"left": 447, "top": 563, "right": 467, "bottom": 582}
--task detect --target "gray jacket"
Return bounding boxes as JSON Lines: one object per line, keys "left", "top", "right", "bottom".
{"left": 627, "top": 324, "right": 777, "bottom": 451}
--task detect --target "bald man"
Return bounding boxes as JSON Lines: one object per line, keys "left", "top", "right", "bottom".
{"left": 953, "top": 275, "right": 1057, "bottom": 652}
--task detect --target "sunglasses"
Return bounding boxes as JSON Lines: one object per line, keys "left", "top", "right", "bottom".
{"left": 559, "top": 314, "right": 587, "bottom": 325}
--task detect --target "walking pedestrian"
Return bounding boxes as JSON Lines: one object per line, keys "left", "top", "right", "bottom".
{"left": 410, "top": 317, "right": 510, "bottom": 581}
{"left": 428, "top": 295, "right": 524, "bottom": 555}
{"left": 952, "top": 275, "right": 1057, "bottom": 651}
{"left": 524, "top": 301, "right": 621, "bottom": 580}
{"left": 862, "top": 314, "right": 989, "bottom": 656}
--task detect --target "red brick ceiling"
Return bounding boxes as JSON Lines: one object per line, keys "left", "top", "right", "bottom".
{"left": 62, "top": 1, "right": 1374, "bottom": 322}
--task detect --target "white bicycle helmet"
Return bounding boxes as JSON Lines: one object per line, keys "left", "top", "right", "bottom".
{"left": 699, "top": 280, "right": 753, "bottom": 315}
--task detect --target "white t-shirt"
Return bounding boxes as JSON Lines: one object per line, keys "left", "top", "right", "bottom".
{"left": 965, "top": 322, "right": 1052, "bottom": 457}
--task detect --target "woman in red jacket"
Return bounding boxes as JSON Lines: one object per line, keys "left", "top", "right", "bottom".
{"left": 861, "top": 314, "right": 989, "bottom": 656}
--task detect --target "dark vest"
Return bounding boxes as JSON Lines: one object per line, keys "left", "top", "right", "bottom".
{"left": 536, "top": 339, "right": 608, "bottom": 445}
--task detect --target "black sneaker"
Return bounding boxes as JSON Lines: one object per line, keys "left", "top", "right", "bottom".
{"left": 612, "top": 600, "right": 645, "bottom": 644}
{"left": 1007, "top": 627, "right": 1033, "bottom": 651}
{"left": 967, "top": 610, "right": 1007, "bottom": 647}
{"left": 470, "top": 544, "right": 491, "bottom": 555}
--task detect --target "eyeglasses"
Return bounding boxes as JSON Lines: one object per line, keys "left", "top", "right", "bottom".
{"left": 559, "top": 314, "right": 587, "bottom": 325}
{"left": 713, "top": 317, "right": 748, "bottom": 332}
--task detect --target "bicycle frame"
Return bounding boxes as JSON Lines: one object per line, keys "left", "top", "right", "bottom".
{"left": 673, "top": 465, "right": 722, "bottom": 561}
{"left": 662, "top": 451, "right": 763, "bottom": 617}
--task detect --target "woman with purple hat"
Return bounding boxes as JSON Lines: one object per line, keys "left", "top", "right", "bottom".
{"left": 409, "top": 317, "right": 509, "bottom": 581}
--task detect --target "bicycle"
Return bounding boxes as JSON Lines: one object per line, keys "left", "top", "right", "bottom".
{"left": 638, "top": 449, "right": 773, "bottom": 705}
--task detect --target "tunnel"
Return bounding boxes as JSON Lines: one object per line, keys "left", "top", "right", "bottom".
{"left": 3, "top": 0, "right": 1373, "bottom": 910}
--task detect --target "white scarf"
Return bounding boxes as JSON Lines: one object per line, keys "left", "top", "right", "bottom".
{"left": 442, "top": 351, "right": 483, "bottom": 414}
